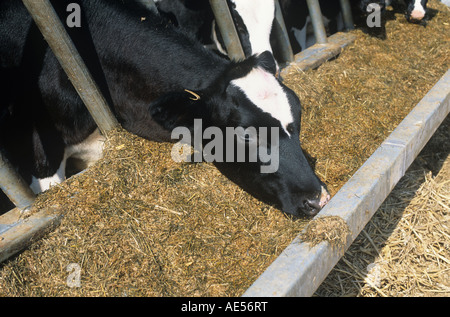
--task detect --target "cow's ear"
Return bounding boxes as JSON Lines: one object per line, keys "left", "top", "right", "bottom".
{"left": 149, "top": 90, "right": 206, "bottom": 131}
{"left": 256, "top": 51, "right": 277, "bottom": 75}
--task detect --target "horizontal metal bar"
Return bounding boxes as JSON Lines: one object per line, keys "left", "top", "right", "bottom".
{"left": 0, "top": 207, "right": 63, "bottom": 263}
{"left": 0, "top": 152, "right": 36, "bottom": 211}
{"left": 280, "top": 32, "right": 356, "bottom": 77}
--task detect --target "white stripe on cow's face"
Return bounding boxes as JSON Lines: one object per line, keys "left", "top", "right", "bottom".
{"left": 414, "top": 0, "right": 426, "bottom": 12}
{"left": 230, "top": 0, "right": 275, "bottom": 55}
{"left": 411, "top": 0, "right": 426, "bottom": 20}
{"left": 231, "top": 67, "right": 294, "bottom": 135}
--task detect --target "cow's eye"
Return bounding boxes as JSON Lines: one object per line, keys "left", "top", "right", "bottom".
{"left": 239, "top": 134, "right": 254, "bottom": 142}
{"left": 287, "top": 123, "right": 295, "bottom": 134}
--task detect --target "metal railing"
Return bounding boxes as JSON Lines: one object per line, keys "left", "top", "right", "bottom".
{"left": 0, "top": 0, "right": 356, "bottom": 262}
{"left": 208, "top": 0, "right": 354, "bottom": 63}
{"left": 1, "top": 0, "right": 121, "bottom": 216}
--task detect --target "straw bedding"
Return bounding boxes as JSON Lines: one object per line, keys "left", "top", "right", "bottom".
{"left": 0, "top": 0, "right": 449, "bottom": 296}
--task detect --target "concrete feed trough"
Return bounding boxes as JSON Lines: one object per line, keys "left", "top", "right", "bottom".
{"left": 243, "top": 69, "right": 450, "bottom": 296}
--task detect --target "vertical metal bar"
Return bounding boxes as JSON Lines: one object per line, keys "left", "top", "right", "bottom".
{"left": 21, "top": 0, "right": 119, "bottom": 136}
{"left": 272, "top": 0, "right": 294, "bottom": 64}
{"left": 306, "top": 0, "right": 327, "bottom": 44}
{"left": 0, "top": 152, "right": 36, "bottom": 211}
{"left": 208, "top": 0, "right": 245, "bottom": 61}
{"left": 339, "top": 0, "right": 354, "bottom": 30}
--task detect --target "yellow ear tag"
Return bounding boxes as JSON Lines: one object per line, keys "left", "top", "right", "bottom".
{"left": 184, "top": 89, "right": 201, "bottom": 101}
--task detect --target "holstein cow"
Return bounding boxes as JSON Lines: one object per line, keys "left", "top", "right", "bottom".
{"left": 385, "top": 0, "right": 429, "bottom": 22}
{"left": 155, "top": 0, "right": 276, "bottom": 59}
{"left": 356, "top": 0, "right": 428, "bottom": 25}
{"left": 0, "top": 0, "right": 330, "bottom": 216}
{"left": 279, "top": 0, "right": 389, "bottom": 54}
{"left": 404, "top": 0, "right": 428, "bottom": 22}
{"left": 278, "top": 0, "right": 345, "bottom": 54}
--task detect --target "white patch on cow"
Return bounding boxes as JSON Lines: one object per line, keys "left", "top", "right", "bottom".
{"left": 30, "top": 161, "right": 66, "bottom": 194}
{"left": 230, "top": 0, "right": 275, "bottom": 55}
{"left": 292, "top": 23, "right": 307, "bottom": 51}
{"left": 64, "top": 128, "right": 105, "bottom": 167}
{"left": 319, "top": 186, "right": 331, "bottom": 208}
{"left": 411, "top": 0, "right": 426, "bottom": 20}
{"left": 292, "top": 16, "right": 316, "bottom": 51}
{"left": 231, "top": 67, "right": 293, "bottom": 135}
{"left": 30, "top": 129, "right": 105, "bottom": 194}
{"left": 292, "top": 12, "right": 341, "bottom": 51}
{"left": 210, "top": 20, "right": 228, "bottom": 56}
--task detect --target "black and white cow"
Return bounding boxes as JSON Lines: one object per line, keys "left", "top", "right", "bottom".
{"left": 403, "top": 0, "right": 428, "bottom": 22}
{"left": 153, "top": 0, "right": 216, "bottom": 48}
{"left": 155, "top": 0, "right": 276, "bottom": 59}
{"left": 278, "top": 0, "right": 345, "bottom": 54}
{"left": 0, "top": 0, "right": 330, "bottom": 216}
{"left": 359, "top": 0, "right": 428, "bottom": 24}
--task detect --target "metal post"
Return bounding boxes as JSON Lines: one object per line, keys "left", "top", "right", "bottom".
{"left": 306, "top": 0, "right": 327, "bottom": 44}
{"left": 339, "top": 0, "right": 354, "bottom": 30}
{"left": 208, "top": 0, "right": 245, "bottom": 61}
{"left": 21, "top": 0, "right": 119, "bottom": 136}
{"left": 0, "top": 152, "right": 36, "bottom": 211}
{"left": 272, "top": 0, "right": 294, "bottom": 64}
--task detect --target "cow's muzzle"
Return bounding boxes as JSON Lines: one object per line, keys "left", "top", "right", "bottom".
{"left": 302, "top": 186, "right": 331, "bottom": 216}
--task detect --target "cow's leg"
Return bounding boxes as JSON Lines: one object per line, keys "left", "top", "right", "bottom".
{"left": 292, "top": 16, "right": 311, "bottom": 52}
{"left": 27, "top": 120, "right": 66, "bottom": 194}
{"left": 29, "top": 129, "right": 105, "bottom": 194}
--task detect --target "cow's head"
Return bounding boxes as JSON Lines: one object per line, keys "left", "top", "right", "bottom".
{"left": 227, "top": 0, "right": 275, "bottom": 58}
{"left": 150, "top": 51, "right": 330, "bottom": 216}
{"left": 405, "top": 0, "right": 428, "bottom": 23}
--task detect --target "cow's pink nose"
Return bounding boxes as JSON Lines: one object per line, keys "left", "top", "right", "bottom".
{"left": 319, "top": 186, "right": 331, "bottom": 208}
{"left": 410, "top": 9, "right": 425, "bottom": 20}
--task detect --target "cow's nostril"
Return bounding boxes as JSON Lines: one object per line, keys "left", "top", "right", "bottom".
{"left": 306, "top": 199, "right": 321, "bottom": 211}
{"left": 410, "top": 9, "right": 425, "bottom": 21}
{"left": 299, "top": 199, "right": 321, "bottom": 216}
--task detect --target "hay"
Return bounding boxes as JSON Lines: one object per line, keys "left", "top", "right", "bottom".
{"left": 301, "top": 216, "right": 351, "bottom": 249}
{"left": 1, "top": 0, "right": 449, "bottom": 297}
{"left": 1, "top": 127, "right": 306, "bottom": 296}
{"left": 283, "top": 0, "right": 450, "bottom": 196}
